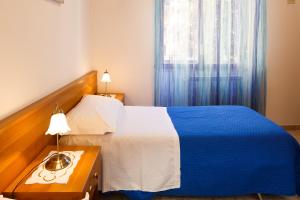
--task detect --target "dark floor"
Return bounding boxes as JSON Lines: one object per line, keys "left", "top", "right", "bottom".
{"left": 99, "top": 192, "right": 300, "bottom": 200}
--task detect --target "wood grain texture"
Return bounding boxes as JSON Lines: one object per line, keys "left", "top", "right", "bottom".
{"left": 0, "top": 71, "right": 98, "bottom": 192}
{"left": 3, "top": 146, "right": 101, "bottom": 200}
{"left": 282, "top": 125, "right": 300, "bottom": 131}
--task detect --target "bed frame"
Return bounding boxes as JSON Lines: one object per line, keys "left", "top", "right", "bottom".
{"left": 0, "top": 71, "right": 97, "bottom": 193}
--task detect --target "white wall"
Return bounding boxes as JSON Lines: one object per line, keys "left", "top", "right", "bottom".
{"left": 0, "top": 0, "right": 91, "bottom": 120}
{"left": 90, "top": 0, "right": 300, "bottom": 125}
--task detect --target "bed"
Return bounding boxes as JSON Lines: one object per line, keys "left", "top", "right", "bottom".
{"left": 60, "top": 95, "right": 300, "bottom": 200}
{"left": 1, "top": 71, "right": 299, "bottom": 200}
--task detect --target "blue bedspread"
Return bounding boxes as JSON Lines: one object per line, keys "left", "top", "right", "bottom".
{"left": 123, "top": 106, "right": 300, "bottom": 200}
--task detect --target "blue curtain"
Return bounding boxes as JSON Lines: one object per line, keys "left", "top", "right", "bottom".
{"left": 155, "top": 0, "right": 267, "bottom": 114}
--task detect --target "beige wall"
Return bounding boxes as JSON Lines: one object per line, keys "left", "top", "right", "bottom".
{"left": 266, "top": 0, "right": 300, "bottom": 125}
{"left": 0, "top": 0, "right": 91, "bottom": 120}
{"left": 89, "top": 0, "right": 155, "bottom": 106}
{"left": 90, "top": 0, "right": 300, "bottom": 125}
{"left": 2, "top": 0, "right": 298, "bottom": 124}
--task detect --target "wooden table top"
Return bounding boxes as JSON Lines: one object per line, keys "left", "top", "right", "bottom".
{"left": 3, "top": 146, "right": 100, "bottom": 199}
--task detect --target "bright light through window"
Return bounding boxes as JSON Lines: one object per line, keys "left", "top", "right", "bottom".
{"left": 163, "top": 0, "right": 256, "bottom": 65}
{"left": 164, "top": 0, "right": 199, "bottom": 63}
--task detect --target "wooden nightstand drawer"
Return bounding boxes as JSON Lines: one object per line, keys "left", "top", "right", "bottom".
{"left": 3, "top": 146, "right": 101, "bottom": 200}
{"left": 84, "top": 153, "right": 101, "bottom": 199}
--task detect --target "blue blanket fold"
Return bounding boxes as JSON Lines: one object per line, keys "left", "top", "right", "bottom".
{"left": 122, "top": 106, "right": 300, "bottom": 200}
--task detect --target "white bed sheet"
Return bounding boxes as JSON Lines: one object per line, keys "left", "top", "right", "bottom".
{"left": 60, "top": 106, "right": 180, "bottom": 192}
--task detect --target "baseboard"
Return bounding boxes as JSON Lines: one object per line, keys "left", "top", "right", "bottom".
{"left": 282, "top": 125, "right": 300, "bottom": 131}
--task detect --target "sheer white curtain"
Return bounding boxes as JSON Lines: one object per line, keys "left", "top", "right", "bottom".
{"left": 155, "top": 0, "right": 266, "bottom": 113}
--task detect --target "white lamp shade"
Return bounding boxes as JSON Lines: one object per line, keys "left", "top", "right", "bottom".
{"left": 101, "top": 72, "right": 111, "bottom": 83}
{"left": 46, "top": 113, "right": 71, "bottom": 135}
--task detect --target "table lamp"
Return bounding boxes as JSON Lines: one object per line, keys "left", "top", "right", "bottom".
{"left": 45, "top": 105, "right": 71, "bottom": 171}
{"left": 101, "top": 69, "right": 112, "bottom": 96}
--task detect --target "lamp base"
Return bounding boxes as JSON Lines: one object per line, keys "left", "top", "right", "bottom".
{"left": 100, "top": 93, "right": 111, "bottom": 97}
{"left": 45, "top": 153, "right": 71, "bottom": 171}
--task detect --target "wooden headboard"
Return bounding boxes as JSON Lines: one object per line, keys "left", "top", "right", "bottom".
{"left": 0, "top": 71, "right": 97, "bottom": 192}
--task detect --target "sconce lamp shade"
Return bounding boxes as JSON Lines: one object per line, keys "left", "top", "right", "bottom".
{"left": 46, "top": 113, "right": 71, "bottom": 135}
{"left": 101, "top": 70, "right": 112, "bottom": 83}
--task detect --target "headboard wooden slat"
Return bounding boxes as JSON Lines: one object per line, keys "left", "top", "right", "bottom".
{"left": 0, "top": 71, "right": 97, "bottom": 192}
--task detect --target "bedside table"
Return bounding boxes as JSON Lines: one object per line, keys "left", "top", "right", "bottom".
{"left": 3, "top": 146, "right": 101, "bottom": 200}
{"left": 97, "top": 93, "right": 125, "bottom": 104}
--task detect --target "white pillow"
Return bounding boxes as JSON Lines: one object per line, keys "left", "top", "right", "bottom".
{"left": 67, "top": 95, "right": 124, "bottom": 135}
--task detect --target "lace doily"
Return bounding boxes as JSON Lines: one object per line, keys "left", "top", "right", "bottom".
{"left": 25, "top": 151, "right": 84, "bottom": 184}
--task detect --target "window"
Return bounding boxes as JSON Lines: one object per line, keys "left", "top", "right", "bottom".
{"left": 163, "top": 0, "right": 257, "bottom": 65}
{"left": 164, "top": 0, "right": 199, "bottom": 63}
{"left": 155, "top": 0, "right": 266, "bottom": 112}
